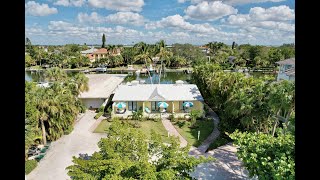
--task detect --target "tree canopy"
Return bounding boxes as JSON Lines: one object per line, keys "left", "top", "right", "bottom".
{"left": 67, "top": 120, "right": 212, "bottom": 179}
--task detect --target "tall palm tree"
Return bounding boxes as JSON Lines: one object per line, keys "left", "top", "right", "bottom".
{"left": 157, "top": 44, "right": 173, "bottom": 84}
{"left": 134, "top": 42, "right": 153, "bottom": 83}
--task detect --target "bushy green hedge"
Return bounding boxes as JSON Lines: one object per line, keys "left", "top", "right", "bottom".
{"left": 25, "top": 160, "right": 37, "bottom": 174}
{"left": 94, "top": 112, "right": 104, "bottom": 119}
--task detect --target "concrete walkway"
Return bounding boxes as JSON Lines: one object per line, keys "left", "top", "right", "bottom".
{"left": 27, "top": 110, "right": 106, "bottom": 180}
{"left": 161, "top": 118, "right": 188, "bottom": 148}
{"left": 190, "top": 143, "right": 254, "bottom": 180}
{"left": 190, "top": 103, "right": 220, "bottom": 155}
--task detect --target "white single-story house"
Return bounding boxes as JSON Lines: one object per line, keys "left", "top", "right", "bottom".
{"left": 111, "top": 81, "right": 204, "bottom": 118}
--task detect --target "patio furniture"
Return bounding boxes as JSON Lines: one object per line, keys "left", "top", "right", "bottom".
{"left": 145, "top": 107, "right": 151, "bottom": 113}
{"left": 117, "top": 108, "right": 126, "bottom": 114}
{"left": 160, "top": 108, "right": 167, "bottom": 113}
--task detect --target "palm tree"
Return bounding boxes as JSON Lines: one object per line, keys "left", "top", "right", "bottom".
{"left": 156, "top": 42, "right": 173, "bottom": 83}
{"left": 44, "top": 67, "right": 68, "bottom": 82}
{"left": 34, "top": 47, "right": 45, "bottom": 66}
{"left": 134, "top": 42, "right": 153, "bottom": 83}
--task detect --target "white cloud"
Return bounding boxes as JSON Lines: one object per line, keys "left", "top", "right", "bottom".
{"left": 88, "top": 0, "right": 144, "bottom": 12}
{"left": 54, "top": 0, "right": 86, "bottom": 7}
{"left": 105, "top": 12, "right": 145, "bottom": 26}
{"left": 227, "top": 14, "right": 250, "bottom": 25}
{"left": 25, "top": 1, "right": 58, "bottom": 16}
{"left": 77, "top": 12, "right": 145, "bottom": 26}
{"left": 184, "top": 1, "right": 238, "bottom": 21}
{"left": 249, "top": 6, "right": 295, "bottom": 21}
{"left": 225, "top": 5, "right": 295, "bottom": 32}
{"left": 178, "top": 0, "right": 284, "bottom": 5}
{"left": 77, "top": 12, "right": 104, "bottom": 23}
{"left": 145, "top": 14, "right": 218, "bottom": 34}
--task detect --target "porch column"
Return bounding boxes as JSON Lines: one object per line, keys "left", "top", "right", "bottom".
{"left": 172, "top": 102, "right": 175, "bottom": 113}
{"left": 113, "top": 102, "right": 117, "bottom": 114}
{"left": 143, "top": 102, "right": 145, "bottom": 112}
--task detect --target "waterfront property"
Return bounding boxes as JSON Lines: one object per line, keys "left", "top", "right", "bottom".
{"left": 111, "top": 81, "right": 204, "bottom": 118}
{"left": 276, "top": 58, "right": 295, "bottom": 81}
{"left": 78, "top": 74, "right": 127, "bottom": 109}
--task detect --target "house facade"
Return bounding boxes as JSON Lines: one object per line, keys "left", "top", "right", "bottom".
{"left": 111, "top": 82, "right": 204, "bottom": 118}
{"left": 276, "top": 58, "right": 295, "bottom": 81}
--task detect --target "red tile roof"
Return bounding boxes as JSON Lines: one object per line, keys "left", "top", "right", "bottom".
{"left": 93, "top": 48, "right": 108, "bottom": 54}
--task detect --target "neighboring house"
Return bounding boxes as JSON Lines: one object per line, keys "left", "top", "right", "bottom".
{"left": 78, "top": 74, "right": 127, "bottom": 109}
{"left": 112, "top": 81, "right": 204, "bottom": 118}
{"left": 199, "top": 46, "right": 210, "bottom": 54}
{"left": 92, "top": 48, "right": 109, "bottom": 61}
{"left": 276, "top": 58, "right": 295, "bottom": 81}
{"left": 80, "top": 46, "right": 97, "bottom": 55}
{"left": 87, "top": 54, "right": 95, "bottom": 63}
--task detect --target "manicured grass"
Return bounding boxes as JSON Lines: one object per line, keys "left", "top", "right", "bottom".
{"left": 25, "top": 160, "right": 37, "bottom": 174}
{"left": 173, "top": 120, "right": 214, "bottom": 147}
{"left": 93, "top": 120, "right": 170, "bottom": 142}
{"left": 93, "top": 120, "right": 111, "bottom": 133}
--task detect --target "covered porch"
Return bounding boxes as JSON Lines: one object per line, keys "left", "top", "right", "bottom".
{"left": 112, "top": 101, "right": 203, "bottom": 119}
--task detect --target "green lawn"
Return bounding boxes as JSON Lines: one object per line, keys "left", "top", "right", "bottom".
{"left": 93, "top": 120, "right": 111, "bottom": 133}
{"left": 93, "top": 120, "right": 170, "bottom": 142}
{"left": 173, "top": 120, "right": 214, "bottom": 147}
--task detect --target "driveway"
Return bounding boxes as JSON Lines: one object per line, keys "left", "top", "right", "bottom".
{"left": 190, "top": 143, "right": 256, "bottom": 180}
{"left": 27, "top": 110, "right": 106, "bottom": 180}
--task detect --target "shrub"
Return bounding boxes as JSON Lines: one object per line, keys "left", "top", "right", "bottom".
{"left": 168, "top": 114, "right": 176, "bottom": 122}
{"left": 207, "top": 136, "right": 229, "bottom": 151}
{"left": 64, "top": 126, "right": 73, "bottom": 135}
{"left": 98, "top": 105, "right": 105, "bottom": 113}
{"left": 25, "top": 160, "right": 37, "bottom": 174}
{"left": 94, "top": 112, "right": 103, "bottom": 119}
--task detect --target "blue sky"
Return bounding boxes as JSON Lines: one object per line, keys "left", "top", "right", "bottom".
{"left": 25, "top": 0, "right": 295, "bottom": 45}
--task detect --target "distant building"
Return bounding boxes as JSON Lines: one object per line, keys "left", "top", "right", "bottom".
{"left": 80, "top": 46, "right": 97, "bottom": 55}
{"left": 276, "top": 58, "right": 295, "bottom": 81}
{"left": 199, "top": 46, "right": 210, "bottom": 54}
{"left": 92, "top": 48, "right": 109, "bottom": 61}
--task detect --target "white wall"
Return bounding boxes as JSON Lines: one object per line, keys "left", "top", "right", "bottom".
{"left": 80, "top": 98, "right": 105, "bottom": 109}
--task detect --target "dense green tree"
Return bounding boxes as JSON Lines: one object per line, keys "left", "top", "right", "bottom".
{"left": 25, "top": 70, "right": 89, "bottom": 145}
{"left": 25, "top": 54, "right": 36, "bottom": 67}
{"left": 192, "top": 63, "right": 294, "bottom": 134}
{"left": 102, "top": 34, "right": 106, "bottom": 48}
{"left": 66, "top": 120, "right": 211, "bottom": 179}
{"left": 171, "top": 43, "right": 206, "bottom": 65}
{"left": 229, "top": 130, "right": 295, "bottom": 179}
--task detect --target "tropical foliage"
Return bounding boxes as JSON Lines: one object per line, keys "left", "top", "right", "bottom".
{"left": 25, "top": 68, "right": 89, "bottom": 157}
{"left": 25, "top": 37, "right": 294, "bottom": 70}
{"left": 67, "top": 120, "right": 212, "bottom": 179}
{"left": 229, "top": 130, "right": 295, "bottom": 179}
{"left": 192, "top": 63, "right": 295, "bottom": 135}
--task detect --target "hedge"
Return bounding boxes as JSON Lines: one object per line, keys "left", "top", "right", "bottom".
{"left": 94, "top": 112, "right": 104, "bottom": 119}
{"left": 25, "top": 160, "right": 37, "bottom": 174}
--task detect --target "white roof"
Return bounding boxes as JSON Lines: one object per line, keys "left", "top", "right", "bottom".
{"left": 79, "top": 74, "right": 127, "bottom": 98}
{"left": 112, "top": 84, "right": 204, "bottom": 101}
{"left": 80, "top": 47, "right": 97, "bottom": 54}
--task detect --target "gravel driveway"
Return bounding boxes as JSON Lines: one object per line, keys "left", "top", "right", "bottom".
{"left": 27, "top": 110, "right": 106, "bottom": 180}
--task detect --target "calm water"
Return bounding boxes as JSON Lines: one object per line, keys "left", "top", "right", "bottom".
{"left": 25, "top": 70, "right": 275, "bottom": 84}
{"left": 25, "top": 71, "right": 192, "bottom": 84}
